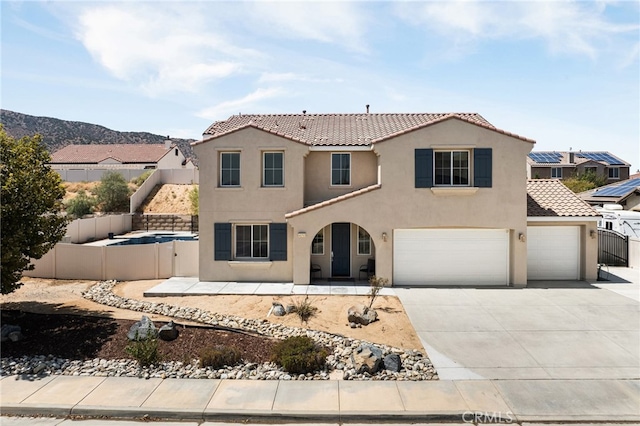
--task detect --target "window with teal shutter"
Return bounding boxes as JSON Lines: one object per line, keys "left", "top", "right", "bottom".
{"left": 269, "top": 223, "right": 287, "bottom": 261}
{"left": 415, "top": 149, "right": 433, "bottom": 188}
{"left": 214, "top": 223, "right": 232, "bottom": 260}
{"left": 474, "top": 148, "right": 492, "bottom": 188}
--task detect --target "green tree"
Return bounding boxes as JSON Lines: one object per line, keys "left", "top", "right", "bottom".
{"left": 189, "top": 184, "right": 199, "bottom": 215}
{"left": 95, "top": 171, "right": 130, "bottom": 212}
{"left": 1, "top": 128, "right": 68, "bottom": 294}
{"left": 563, "top": 170, "right": 608, "bottom": 193}
{"left": 65, "top": 189, "right": 96, "bottom": 218}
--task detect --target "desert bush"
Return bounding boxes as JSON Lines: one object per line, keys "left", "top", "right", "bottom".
{"left": 65, "top": 189, "right": 96, "bottom": 218}
{"left": 125, "top": 335, "right": 162, "bottom": 367}
{"left": 290, "top": 296, "right": 318, "bottom": 324}
{"left": 189, "top": 185, "right": 199, "bottom": 215}
{"left": 270, "top": 336, "right": 328, "bottom": 374}
{"left": 130, "top": 170, "right": 153, "bottom": 186}
{"left": 95, "top": 171, "right": 130, "bottom": 212}
{"left": 367, "top": 275, "right": 388, "bottom": 309}
{"left": 199, "top": 345, "right": 242, "bottom": 368}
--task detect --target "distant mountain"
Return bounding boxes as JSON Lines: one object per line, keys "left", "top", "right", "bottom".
{"left": 0, "top": 109, "right": 198, "bottom": 165}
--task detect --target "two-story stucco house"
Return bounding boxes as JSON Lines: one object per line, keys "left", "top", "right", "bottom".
{"left": 193, "top": 112, "right": 598, "bottom": 287}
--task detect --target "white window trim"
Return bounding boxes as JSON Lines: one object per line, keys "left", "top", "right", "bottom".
{"left": 263, "top": 151, "right": 284, "bottom": 187}
{"left": 331, "top": 152, "right": 351, "bottom": 186}
{"left": 551, "top": 167, "right": 563, "bottom": 179}
{"left": 357, "top": 226, "right": 371, "bottom": 256}
{"left": 434, "top": 150, "right": 470, "bottom": 187}
{"left": 608, "top": 167, "right": 620, "bottom": 179}
{"left": 220, "top": 152, "right": 241, "bottom": 187}
{"left": 234, "top": 224, "right": 269, "bottom": 260}
{"left": 312, "top": 229, "right": 324, "bottom": 255}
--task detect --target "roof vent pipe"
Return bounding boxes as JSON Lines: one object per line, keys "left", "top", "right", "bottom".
{"left": 303, "top": 110, "right": 306, "bottom": 115}
{"left": 366, "top": 104, "right": 370, "bottom": 114}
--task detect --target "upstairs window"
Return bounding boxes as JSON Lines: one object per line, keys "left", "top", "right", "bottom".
{"left": 263, "top": 152, "right": 284, "bottom": 187}
{"left": 608, "top": 167, "right": 620, "bottom": 179}
{"left": 551, "top": 167, "right": 562, "bottom": 178}
{"left": 435, "top": 151, "right": 469, "bottom": 186}
{"left": 235, "top": 224, "right": 268, "bottom": 259}
{"left": 331, "top": 153, "right": 351, "bottom": 186}
{"left": 220, "top": 152, "right": 240, "bottom": 187}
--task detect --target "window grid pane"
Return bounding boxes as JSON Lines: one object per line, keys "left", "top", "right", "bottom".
{"left": 235, "top": 224, "right": 269, "bottom": 259}
{"left": 435, "top": 151, "right": 469, "bottom": 186}
{"left": 332, "top": 153, "right": 351, "bottom": 185}
{"left": 312, "top": 229, "right": 324, "bottom": 255}
{"left": 221, "top": 153, "right": 240, "bottom": 186}
{"left": 264, "top": 152, "right": 284, "bottom": 186}
{"left": 358, "top": 228, "right": 371, "bottom": 255}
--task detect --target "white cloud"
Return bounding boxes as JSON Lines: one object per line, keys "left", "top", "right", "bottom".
{"left": 75, "top": 3, "right": 259, "bottom": 96}
{"left": 258, "top": 72, "right": 343, "bottom": 84}
{"left": 246, "top": 1, "right": 371, "bottom": 53}
{"left": 394, "top": 0, "right": 639, "bottom": 59}
{"left": 196, "top": 87, "right": 287, "bottom": 121}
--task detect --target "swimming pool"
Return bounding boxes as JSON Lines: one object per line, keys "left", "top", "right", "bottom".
{"left": 106, "top": 232, "right": 198, "bottom": 246}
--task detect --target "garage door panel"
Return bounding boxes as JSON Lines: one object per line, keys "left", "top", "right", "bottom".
{"left": 394, "top": 229, "right": 509, "bottom": 286}
{"left": 527, "top": 226, "right": 579, "bottom": 280}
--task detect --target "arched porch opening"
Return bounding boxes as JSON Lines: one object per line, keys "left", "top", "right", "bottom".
{"left": 308, "top": 222, "right": 376, "bottom": 283}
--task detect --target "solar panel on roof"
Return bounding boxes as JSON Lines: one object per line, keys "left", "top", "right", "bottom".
{"left": 529, "top": 152, "right": 562, "bottom": 163}
{"left": 593, "top": 178, "right": 640, "bottom": 197}
{"left": 577, "top": 152, "right": 624, "bottom": 165}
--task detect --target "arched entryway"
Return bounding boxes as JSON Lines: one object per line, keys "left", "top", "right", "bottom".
{"left": 309, "top": 222, "right": 375, "bottom": 282}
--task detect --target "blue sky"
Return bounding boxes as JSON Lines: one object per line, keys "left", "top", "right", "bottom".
{"left": 2, "top": 1, "right": 639, "bottom": 171}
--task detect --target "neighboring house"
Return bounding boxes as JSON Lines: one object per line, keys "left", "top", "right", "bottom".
{"left": 50, "top": 142, "right": 194, "bottom": 171}
{"left": 193, "top": 112, "right": 599, "bottom": 287}
{"left": 527, "top": 151, "right": 630, "bottom": 183}
{"left": 579, "top": 175, "right": 640, "bottom": 212}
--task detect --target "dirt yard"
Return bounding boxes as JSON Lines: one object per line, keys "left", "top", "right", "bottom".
{"left": 1, "top": 279, "right": 424, "bottom": 352}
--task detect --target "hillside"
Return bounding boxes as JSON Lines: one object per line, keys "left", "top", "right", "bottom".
{"left": 0, "top": 109, "right": 198, "bottom": 164}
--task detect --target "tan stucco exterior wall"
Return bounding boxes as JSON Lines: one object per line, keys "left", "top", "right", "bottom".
{"left": 194, "top": 128, "right": 308, "bottom": 282}
{"left": 288, "top": 119, "right": 533, "bottom": 286}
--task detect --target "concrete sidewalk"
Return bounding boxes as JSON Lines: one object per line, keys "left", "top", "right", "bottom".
{"left": 2, "top": 374, "right": 639, "bottom": 423}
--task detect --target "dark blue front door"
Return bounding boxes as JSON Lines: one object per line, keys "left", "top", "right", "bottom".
{"left": 331, "top": 223, "right": 350, "bottom": 277}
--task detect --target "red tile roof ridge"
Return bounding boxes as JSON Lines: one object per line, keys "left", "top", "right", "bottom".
{"left": 285, "top": 184, "right": 382, "bottom": 219}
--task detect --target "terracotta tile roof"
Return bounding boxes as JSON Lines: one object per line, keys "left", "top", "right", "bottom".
{"left": 51, "top": 144, "right": 171, "bottom": 164}
{"left": 199, "top": 113, "right": 534, "bottom": 146}
{"left": 285, "top": 184, "right": 382, "bottom": 218}
{"left": 527, "top": 179, "right": 600, "bottom": 217}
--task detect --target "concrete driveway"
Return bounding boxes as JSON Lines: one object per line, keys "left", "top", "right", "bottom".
{"left": 395, "top": 267, "right": 640, "bottom": 380}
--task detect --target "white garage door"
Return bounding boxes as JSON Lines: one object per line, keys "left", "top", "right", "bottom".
{"left": 527, "top": 226, "right": 580, "bottom": 280}
{"left": 393, "top": 229, "right": 509, "bottom": 286}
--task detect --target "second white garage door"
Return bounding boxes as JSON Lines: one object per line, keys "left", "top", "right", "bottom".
{"left": 527, "top": 226, "right": 580, "bottom": 280}
{"left": 393, "top": 229, "right": 509, "bottom": 286}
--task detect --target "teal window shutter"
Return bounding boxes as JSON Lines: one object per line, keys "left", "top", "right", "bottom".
{"left": 269, "top": 223, "right": 287, "bottom": 261}
{"left": 415, "top": 149, "right": 433, "bottom": 188}
{"left": 214, "top": 223, "right": 232, "bottom": 260}
{"left": 474, "top": 148, "right": 492, "bottom": 188}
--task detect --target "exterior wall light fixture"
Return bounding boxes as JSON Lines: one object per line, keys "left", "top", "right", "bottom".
{"left": 382, "top": 232, "right": 388, "bottom": 242}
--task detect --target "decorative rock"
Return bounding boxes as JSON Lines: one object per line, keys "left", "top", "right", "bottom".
{"left": 285, "top": 305, "right": 295, "bottom": 314}
{"left": 8, "top": 331, "right": 24, "bottom": 342}
{"left": 383, "top": 353, "right": 402, "bottom": 372}
{"left": 158, "top": 321, "right": 179, "bottom": 341}
{"left": 1, "top": 325, "right": 22, "bottom": 342}
{"left": 347, "top": 304, "right": 378, "bottom": 326}
{"left": 351, "top": 344, "right": 383, "bottom": 374}
{"left": 272, "top": 303, "right": 286, "bottom": 317}
{"left": 127, "top": 315, "right": 157, "bottom": 340}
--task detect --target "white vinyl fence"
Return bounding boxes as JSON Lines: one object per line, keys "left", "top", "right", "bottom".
{"left": 65, "top": 215, "right": 132, "bottom": 244}
{"left": 24, "top": 240, "right": 198, "bottom": 280}
{"left": 630, "top": 238, "right": 639, "bottom": 269}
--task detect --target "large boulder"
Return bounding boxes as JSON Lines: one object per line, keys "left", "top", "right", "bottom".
{"left": 1, "top": 324, "right": 23, "bottom": 343}
{"left": 272, "top": 302, "right": 286, "bottom": 317}
{"left": 383, "top": 353, "right": 402, "bottom": 372}
{"left": 158, "top": 321, "right": 179, "bottom": 341}
{"left": 127, "top": 315, "right": 157, "bottom": 341}
{"left": 350, "top": 344, "right": 383, "bottom": 374}
{"left": 347, "top": 303, "right": 378, "bottom": 325}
